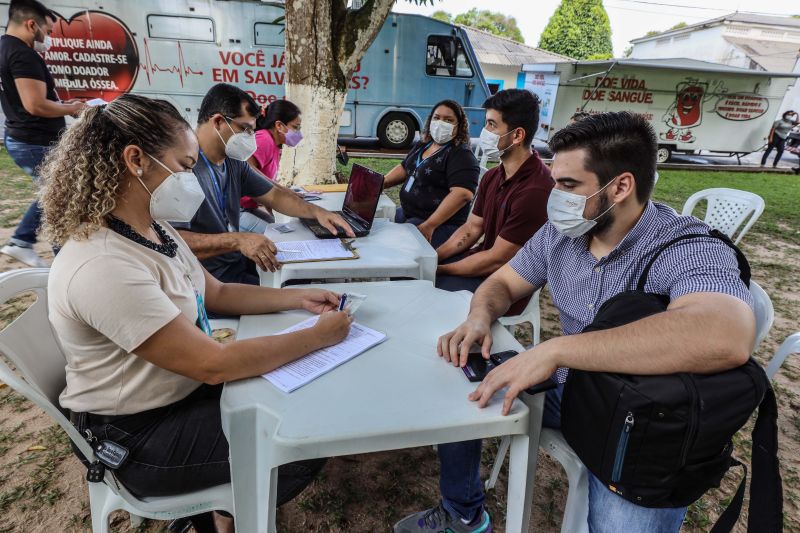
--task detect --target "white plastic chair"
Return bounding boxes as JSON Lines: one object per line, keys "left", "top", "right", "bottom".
{"left": 472, "top": 142, "right": 489, "bottom": 180}
{"left": 0, "top": 269, "right": 233, "bottom": 532}
{"left": 750, "top": 280, "right": 774, "bottom": 353}
{"left": 681, "top": 188, "right": 765, "bottom": 245}
{"left": 766, "top": 332, "right": 800, "bottom": 380}
{"left": 498, "top": 289, "right": 541, "bottom": 348}
{"left": 486, "top": 280, "right": 773, "bottom": 533}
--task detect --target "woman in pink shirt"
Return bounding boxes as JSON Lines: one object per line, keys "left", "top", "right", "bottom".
{"left": 239, "top": 99, "right": 303, "bottom": 233}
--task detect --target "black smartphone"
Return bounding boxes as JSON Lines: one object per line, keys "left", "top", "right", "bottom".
{"left": 462, "top": 353, "right": 489, "bottom": 382}
{"left": 462, "top": 350, "right": 558, "bottom": 396}
{"left": 462, "top": 350, "right": 519, "bottom": 382}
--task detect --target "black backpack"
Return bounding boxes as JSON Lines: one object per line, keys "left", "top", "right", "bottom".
{"left": 561, "top": 230, "right": 782, "bottom": 532}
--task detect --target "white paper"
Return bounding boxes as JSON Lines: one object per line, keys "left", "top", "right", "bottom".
{"left": 275, "top": 239, "right": 354, "bottom": 262}
{"left": 263, "top": 316, "right": 386, "bottom": 392}
{"left": 85, "top": 98, "right": 108, "bottom": 107}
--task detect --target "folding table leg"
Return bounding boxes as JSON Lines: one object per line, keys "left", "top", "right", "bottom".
{"left": 505, "top": 393, "right": 545, "bottom": 532}
{"left": 228, "top": 409, "right": 275, "bottom": 532}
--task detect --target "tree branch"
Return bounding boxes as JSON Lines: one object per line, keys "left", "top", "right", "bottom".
{"left": 335, "top": 0, "right": 395, "bottom": 77}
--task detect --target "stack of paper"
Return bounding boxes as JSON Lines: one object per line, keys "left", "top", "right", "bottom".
{"left": 263, "top": 316, "right": 387, "bottom": 392}
{"left": 275, "top": 239, "right": 356, "bottom": 263}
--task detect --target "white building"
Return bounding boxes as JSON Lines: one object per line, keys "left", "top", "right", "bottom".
{"left": 460, "top": 26, "right": 570, "bottom": 94}
{"left": 629, "top": 13, "right": 800, "bottom": 115}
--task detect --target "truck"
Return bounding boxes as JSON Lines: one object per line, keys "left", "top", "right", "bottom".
{"left": 1, "top": 0, "right": 492, "bottom": 149}
{"left": 523, "top": 58, "right": 799, "bottom": 163}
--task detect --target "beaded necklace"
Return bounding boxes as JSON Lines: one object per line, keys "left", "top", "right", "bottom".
{"left": 105, "top": 214, "right": 178, "bottom": 258}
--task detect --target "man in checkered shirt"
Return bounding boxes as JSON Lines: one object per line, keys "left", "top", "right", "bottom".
{"left": 397, "top": 112, "right": 756, "bottom": 533}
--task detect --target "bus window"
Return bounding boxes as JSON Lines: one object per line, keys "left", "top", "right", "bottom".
{"left": 426, "top": 35, "right": 473, "bottom": 78}
{"left": 254, "top": 22, "right": 283, "bottom": 47}
{"left": 148, "top": 14, "right": 215, "bottom": 42}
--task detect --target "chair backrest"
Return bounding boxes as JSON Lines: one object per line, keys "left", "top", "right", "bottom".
{"left": 681, "top": 187, "right": 765, "bottom": 245}
{"left": 749, "top": 280, "right": 774, "bottom": 354}
{"left": 765, "top": 332, "right": 800, "bottom": 380}
{"left": 472, "top": 142, "right": 489, "bottom": 181}
{"left": 0, "top": 269, "right": 99, "bottom": 470}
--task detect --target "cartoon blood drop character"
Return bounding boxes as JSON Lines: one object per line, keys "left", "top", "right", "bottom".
{"left": 661, "top": 81, "right": 707, "bottom": 144}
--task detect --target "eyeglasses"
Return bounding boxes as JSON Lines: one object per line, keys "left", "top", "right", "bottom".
{"left": 224, "top": 116, "right": 255, "bottom": 136}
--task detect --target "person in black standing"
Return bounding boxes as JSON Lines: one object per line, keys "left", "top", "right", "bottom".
{"left": 0, "top": 0, "right": 84, "bottom": 267}
{"left": 383, "top": 100, "right": 479, "bottom": 249}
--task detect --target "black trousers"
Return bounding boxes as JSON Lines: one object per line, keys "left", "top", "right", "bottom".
{"left": 761, "top": 136, "right": 786, "bottom": 166}
{"left": 70, "top": 384, "right": 326, "bottom": 504}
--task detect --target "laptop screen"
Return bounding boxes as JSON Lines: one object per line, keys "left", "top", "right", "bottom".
{"left": 342, "top": 164, "right": 385, "bottom": 227}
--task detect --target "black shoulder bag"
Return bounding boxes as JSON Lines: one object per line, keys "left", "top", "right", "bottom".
{"left": 560, "top": 230, "right": 782, "bottom": 532}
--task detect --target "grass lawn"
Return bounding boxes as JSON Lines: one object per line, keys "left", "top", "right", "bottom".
{"left": 0, "top": 150, "right": 798, "bottom": 532}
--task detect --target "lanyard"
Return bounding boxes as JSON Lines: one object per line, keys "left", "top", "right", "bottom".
{"left": 414, "top": 141, "right": 449, "bottom": 175}
{"left": 176, "top": 253, "right": 212, "bottom": 337}
{"left": 200, "top": 151, "right": 229, "bottom": 225}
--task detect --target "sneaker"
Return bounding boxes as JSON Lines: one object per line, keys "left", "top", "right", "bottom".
{"left": 393, "top": 503, "right": 492, "bottom": 533}
{"left": 0, "top": 244, "right": 47, "bottom": 268}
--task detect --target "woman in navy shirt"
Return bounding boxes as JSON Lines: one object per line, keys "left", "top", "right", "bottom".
{"left": 383, "top": 100, "right": 479, "bottom": 248}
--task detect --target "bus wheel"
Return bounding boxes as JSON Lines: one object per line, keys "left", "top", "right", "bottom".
{"left": 378, "top": 113, "right": 416, "bottom": 149}
{"left": 656, "top": 145, "right": 672, "bottom": 164}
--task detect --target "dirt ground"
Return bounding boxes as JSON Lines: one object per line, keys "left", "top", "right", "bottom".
{"left": 1, "top": 206, "right": 799, "bottom": 532}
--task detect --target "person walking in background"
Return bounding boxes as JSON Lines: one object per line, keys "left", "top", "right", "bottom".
{"left": 0, "top": 0, "right": 85, "bottom": 267}
{"left": 761, "top": 110, "right": 799, "bottom": 168}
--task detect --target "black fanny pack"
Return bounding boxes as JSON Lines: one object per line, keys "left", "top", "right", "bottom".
{"left": 561, "top": 230, "right": 782, "bottom": 532}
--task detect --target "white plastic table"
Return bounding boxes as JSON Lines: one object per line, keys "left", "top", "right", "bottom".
{"left": 259, "top": 219, "right": 437, "bottom": 287}
{"left": 274, "top": 191, "right": 397, "bottom": 222}
{"left": 220, "top": 280, "right": 544, "bottom": 533}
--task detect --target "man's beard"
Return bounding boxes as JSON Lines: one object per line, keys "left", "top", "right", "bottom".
{"left": 586, "top": 191, "right": 615, "bottom": 237}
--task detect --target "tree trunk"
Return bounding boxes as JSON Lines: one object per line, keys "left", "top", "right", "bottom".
{"left": 278, "top": 0, "right": 395, "bottom": 186}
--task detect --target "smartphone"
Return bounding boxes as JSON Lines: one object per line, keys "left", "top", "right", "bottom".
{"left": 462, "top": 350, "right": 519, "bottom": 382}
{"left": 462, "top": 350, "right": 558, "bottom": 396}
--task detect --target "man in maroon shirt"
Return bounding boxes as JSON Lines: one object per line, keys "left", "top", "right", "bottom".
{"left": 435, "top": 89, "right": 553, "bottom": 315}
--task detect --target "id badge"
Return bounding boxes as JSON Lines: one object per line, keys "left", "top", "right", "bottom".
{"left": 404, "top": 175, "right": 416, "bottom": 193}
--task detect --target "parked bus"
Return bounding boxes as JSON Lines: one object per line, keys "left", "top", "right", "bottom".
{"left": 524, "top": 58, "right": 799, "bottom": 162}
{"left": 0, "top": 0, "right": 491, "bottom": 148}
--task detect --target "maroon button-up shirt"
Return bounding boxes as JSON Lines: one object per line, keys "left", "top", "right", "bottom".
{"left": 471, "top": 151, "right": 553, "bottom": 254}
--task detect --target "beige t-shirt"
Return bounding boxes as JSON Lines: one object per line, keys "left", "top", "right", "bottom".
{"left": 49, "top": 223, "right": 206, "bottom": 415}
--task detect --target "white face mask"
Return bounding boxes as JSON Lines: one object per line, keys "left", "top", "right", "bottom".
{"left": 479, "top": 127, "right": 515, "bottom": 158}
{"left": 217, "top": 117, "right": 257, "bottom": 161}
{"left": 33, "top": 24, "right": 52, "bottom": 53}
{"left": 138, "top": 154, "right": 206, "bottom": 222}
{"left": 547, "top": 179, "right": 617, "bottom": 238}
{"left": 429, "top": 119, "right": 455, "bottom": 144}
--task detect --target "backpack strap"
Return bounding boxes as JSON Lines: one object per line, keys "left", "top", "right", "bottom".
{"left": 709, "top": 459, "right": 747, "bottom": 533}
{"left": 709, "top": 386, "right": 782, "bottom": 533}
{"left": 636, "top": 229, "right": 751, "bottom": 292}
{"left": 747, "top": 385, "right": 783, "bottom": 532}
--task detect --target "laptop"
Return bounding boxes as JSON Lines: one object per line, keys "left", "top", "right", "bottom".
{"left": 301, "top": 164, "right": 385, "bottom": 238}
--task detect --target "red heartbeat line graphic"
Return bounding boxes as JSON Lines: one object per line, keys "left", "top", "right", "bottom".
{"left": 140, "top": 38, "right": 204, "bottom": 86}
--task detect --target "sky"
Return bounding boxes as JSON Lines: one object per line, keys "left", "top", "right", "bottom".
{"left": 391, "top": 0, "right": 800, "bottom": 57}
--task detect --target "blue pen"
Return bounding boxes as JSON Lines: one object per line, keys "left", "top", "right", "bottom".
{"left": 338, "top": 294, "right": 347, "bottom": 311}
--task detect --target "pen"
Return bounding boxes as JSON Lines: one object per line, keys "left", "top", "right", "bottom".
{"left": 338, "top": 294, "right": 347, "bottom": 311}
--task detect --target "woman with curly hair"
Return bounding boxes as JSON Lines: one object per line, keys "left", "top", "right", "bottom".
{"left": 41, "top": 94, "right": 351, "bottom": 532}
{"left": 383, "top": 99, "right": 479, "bottom": 248}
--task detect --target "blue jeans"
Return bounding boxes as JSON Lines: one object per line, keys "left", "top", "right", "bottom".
{"left": 395, "top": 207, "right": 459, "bottom": 250}
{"left": 4, "top": 135, "right": 51, "bottom": 247}
{"left": 239, "top": 207, "right": 274, "bottom": 235}
{"left": 439, "top": 385, "right": 687, "bottom": 531}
